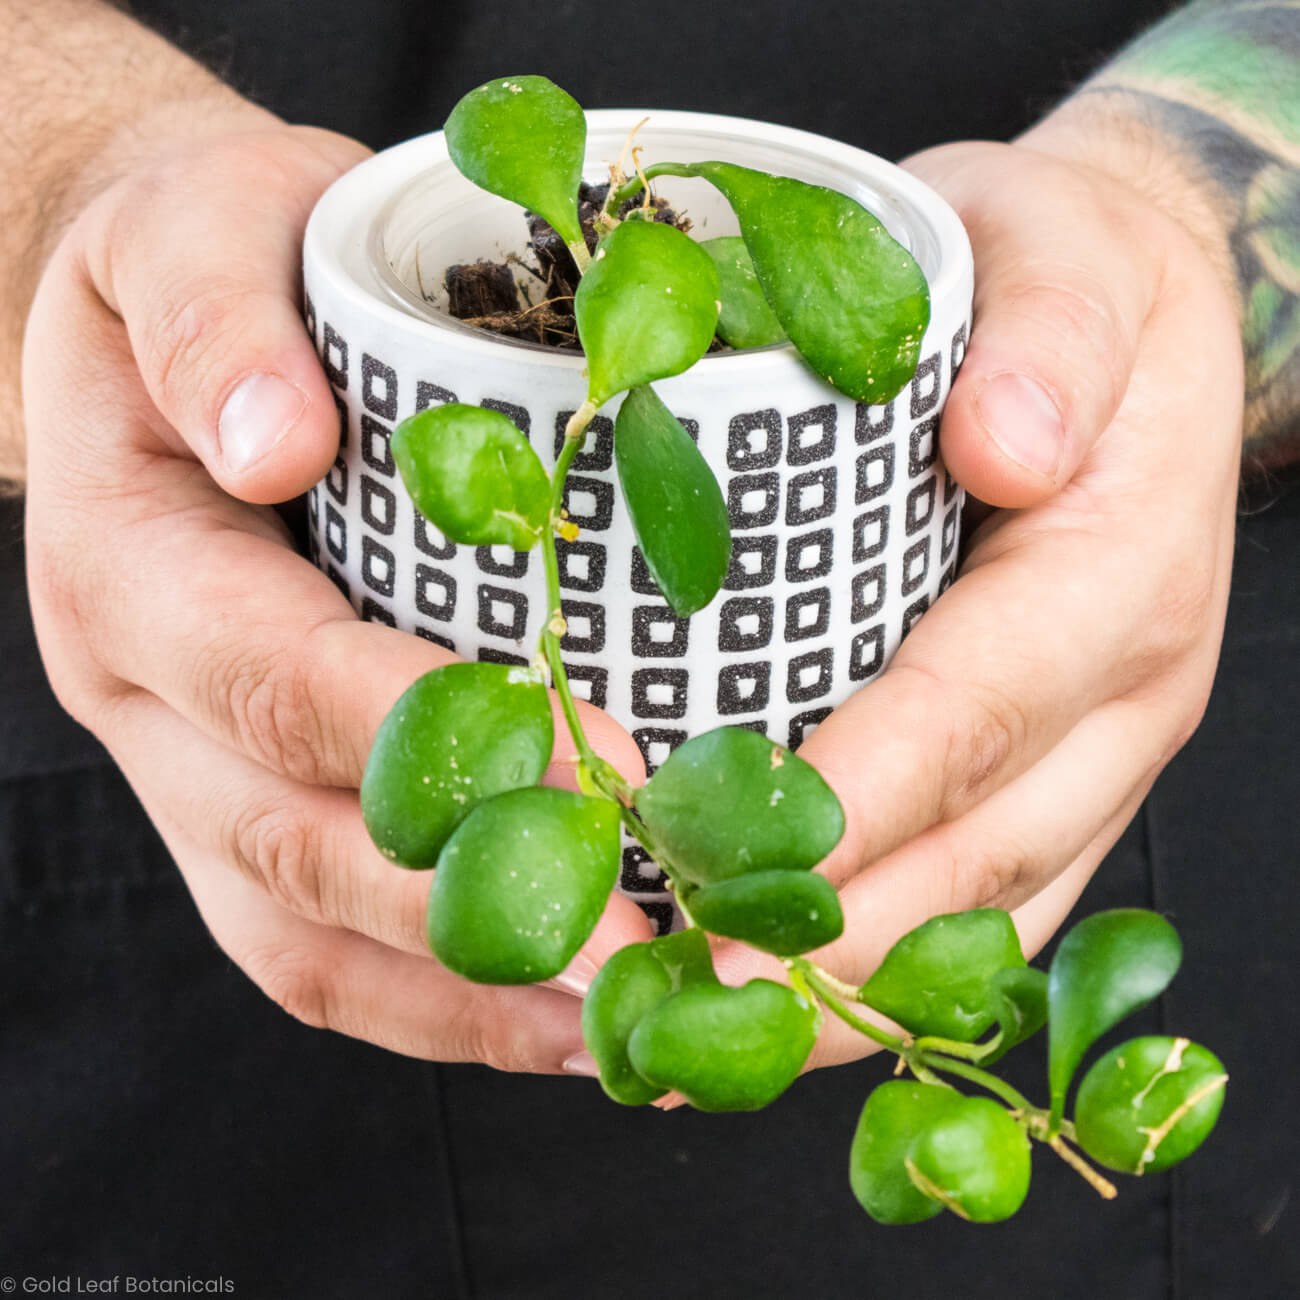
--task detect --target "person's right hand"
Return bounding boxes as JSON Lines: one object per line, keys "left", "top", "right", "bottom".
{"left": 22, "top": 100, "right": 652, "bottom": 1074}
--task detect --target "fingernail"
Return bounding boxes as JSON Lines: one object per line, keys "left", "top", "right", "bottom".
{"left": 553, "top": 951, "right": 598, "bottom": 997}
{"left": 975, "top": 372, "right": 1064, "bottom": 478}
{"left": 562, "top": 1050, "right": 599, "bottom": 1078}
{"left": 218, "top": 372, "right": 308, "bottom": 473}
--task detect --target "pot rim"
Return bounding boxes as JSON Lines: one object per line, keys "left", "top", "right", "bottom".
{"left": 305, "top": 108, "right": 972, "bottom": 378}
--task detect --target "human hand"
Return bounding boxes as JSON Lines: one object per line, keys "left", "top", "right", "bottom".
{"left": 22, "top": 102, "right": 650, "bottom": 1073}
{"left": 710, "top": 122, "right": 1244, "bottom": 1070}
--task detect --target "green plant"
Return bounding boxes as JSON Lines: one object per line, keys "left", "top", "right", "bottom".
{"left": 361, "top": 76, "right": 1226, "bottom": 1223}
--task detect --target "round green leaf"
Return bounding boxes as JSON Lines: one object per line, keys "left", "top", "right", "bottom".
{"left": 634, "top": 726, "right": 845, "bottom": 886}
{"left": 905, "top": 1097, "right": 1031, "bottom": 1223}
{"left": 1075, "top": 1036, "right": 1227, "bottom": 1175}
{"left": 581, "top": 929, "right": 717, "bottom": 1106}
{"left": 1047, "top": 910, "right": 1183, "bottom": 1128}
{"left": 614, "top": 384, "right": 730, "bottom": 617}
{"left": 859, "top": 909, "right": 1026, "bottom": 1041}
{"left": 686, "top": 870, "right": 843, "bottom": 956}
{"left": 679, "top": 161, "right": 929, "bottom": 402}
{"left": 700, "top": 236, "right": 786, "bottom": 349}
{"left": 444, "top": 76, "right": 586, "bottom": 247}
{"left": 626, "top": 978, "right": 818, "bottom": 1112}
{"left": 979, "top": 966, "right": 1049, "bottom": 1064}
{"left": 361, "top": 663, "right": 553, "bottom": 868}
{"left": 849, "top": 1081, "right": 965, "bottom": 1225}
{"left": 575, "top": 219, "right": 720, "bottom": 407}
{"left": 426, "top": 787, "right": 619, "bottom": 983}
{"left": 392, "top": 404, "right": 551, "bottom": 550}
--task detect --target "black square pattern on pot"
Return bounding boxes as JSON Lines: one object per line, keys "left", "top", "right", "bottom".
{"left": 304, "top": 290, "right": 316, "bottom": 342}
{"left": 416, "top": 626, "right": 455, "bottom": 651}
{"left": 477, "top": 584, "right": 528, "bottom": 640}
{"left": 640, "top": 901, "right": 675, "bottom": 936}
{"left": 481, "top": 397, "right": 530, "bottom": 434}
{"left": 325, "top": 503, "right": 346, "bottom": 563}
{"left": 905, "top": 477, "right": 937, "bottom": 535}
{"left": 332, "top": 389, "right": 349, "bottom": 451}
{"left": 562, "top": 662, "right": 608, "bottom": 710}
{"left": 902, "top": 595, "right": 930, "bottom": 637}
{"left": 360, "top": 414, "right": 394, "bottom": 477}
{"left": 563, "top": 475, "right": 614, "bottom": 530}
{"left": 326, "top": 567, "right": 349, "bottom": 600}
{"left": 855, "top": 443, "right": 895, "bottom": 503}
{"left": 629, "top": 546, "right": 663, "bottom": 597}
{"left": 362, "top": 352, "right": 398, "bottom": 420}
{"left": 787, "top": 648, "right": 833, "bottom": 703}
{"left": 478, "top": 646, "right": 529, "bottom": 667}
{"left": 476, "top": 544, "right": 530, "bottom": 578}
{"left": 901, "top": 536, "right": 931, "bottom": 597}
{"left": 910, "top": 351, "right": 941, "bottom": 418}
{"left": 326, "top": 454, "right": 348, "bottom": 506}
{"left": 632, "top": 727, "right": 686, "bottom": 775}
{"left": 361, "top": 476, "right": 396, "bottom": 535}
{"left": 851, "top": 563, "right": 886, "bottom": 622}
{"left": 621, "top": 845, "right": 667, "bottom": 893}
{"left": 785, "top": 528, "right": 833, "bottom": 583}
{"left": 724, "top": 533, "right": 777, "bottom": 590}
{"left": 557, "top": 538, "right": 606, "bottom": 592}
{"left": 787, "top": 403, "right": 836, "bottom": 464}
{"left": 554, "top": 410, "right": 613, "bottom": 470}
{"left": 942, "top": 506, "right": 959, "bottom": 562}
{"left": 909, "top": 415, "right": 939, "bottom": 477}
{"left": 415, "top": 564, "right": 456, "bottom": 621}
{"left": 632, "top": 605, "right": 689, "bottom": 657}
{"left": 727, "top": 471, "right": 780, "bottom": 528}
{"left": 854, "top": 399, "right": 893, "bottom": 444}
{"left": 413, "top": 513, "right": 456, "bottom": 560}
{"left": 951, "top": 321, "right": 968, "bottom": 372}
{"left": 785, "top": 465, "right": 837, "bottom": 526}
{"left": 718, "top": 596, "right": 774, "bottom": 653}
{"left": 415, "top": 379, "right": 457, "bottom": 410}
{"left": 852, "top": 506, "right": 890, "bottom": 563}
{"left": 944, "top": 467, "right": 961, "bottom": 506}
{"left": 361, "top": 598, "right": 396, "bottom": 628}
{"left": 631, "top": 667, "right": 689, "bottom": 719}
{"left": 323, "top": 322, "right": 347, "bottom": 388}
{"left": 785, "top": 588, "right": 830, "bottom": 641}
{"left": 789, "top": 707, "right": 832, "bottom": 751}
{"left": 361, "top": 535, "right": 395, "bottom": 598}
{"left": 716, "top": 661, "right": 771, "bottom": 715}
{"left": 561, "top": 599, "right": 605, "bottom": 654}
{"left": 849, "top": 624, "right": 886, "bottom": 681}
{"left": 727, "top": 409, "right": 782, "bottom": 470}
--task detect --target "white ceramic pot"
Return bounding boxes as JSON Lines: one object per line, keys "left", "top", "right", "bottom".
{"left": 303, "top": 111, "right": 972, "bottom": 929}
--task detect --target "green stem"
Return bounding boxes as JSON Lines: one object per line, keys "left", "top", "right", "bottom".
{"left": 915, "top": 1053, "right": 1035, "bottom": 1113}
{"left": 793, "top": 960, "right": 908, "bottom": 1053}
{"left": 913, "top": 1033, "right": 998, "bottom": 1063}
{"left": 603, "top": 161, "right": 700, "bottom": 217}
{"left": 566, "top": 237, "right": 593, "bottom": 273}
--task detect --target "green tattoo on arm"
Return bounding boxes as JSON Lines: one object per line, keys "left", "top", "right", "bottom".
{"left": 1078, "top": 0, "right": 1300, "bottom": 467}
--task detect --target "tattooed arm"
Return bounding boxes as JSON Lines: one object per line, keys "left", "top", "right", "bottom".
{"left": 1049, "top": 0, "right": 1300, "bottom": 470}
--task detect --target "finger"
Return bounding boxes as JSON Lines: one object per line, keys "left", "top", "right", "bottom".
{"left": 159, "top": 810, "right": 592, "bottom": 1071}
{"left": 80, "top": 126, "right": 369, "bottom": 503}
{"left": 905, "top": 142, "right": 1162, "bottom": 507}
{"left": 107, "top": 688, "right": 653, "bottom": 967}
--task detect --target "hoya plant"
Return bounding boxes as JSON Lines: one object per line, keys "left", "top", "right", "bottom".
{"left": 359, "top": 76, "right": 1226, "bottom": 1224}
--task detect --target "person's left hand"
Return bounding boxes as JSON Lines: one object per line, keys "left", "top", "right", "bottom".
{"left": 707, "top": 118, "right": 1244, "bottom": 1069}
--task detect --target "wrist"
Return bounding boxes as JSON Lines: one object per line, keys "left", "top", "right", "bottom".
{"left": 1017, "top": 93, "right": 1239, "bottom": 314}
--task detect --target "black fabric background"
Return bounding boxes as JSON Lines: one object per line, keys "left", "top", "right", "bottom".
{"left": 4, "top": 2, "right": 1298, "bottom": 1296}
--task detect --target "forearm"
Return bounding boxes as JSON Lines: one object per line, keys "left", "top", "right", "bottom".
{"left": 1027, "top": 0, "right": 1300, "bottom": 469}
{"left": 0, "top": 0, "right": 264, "bottom": 485}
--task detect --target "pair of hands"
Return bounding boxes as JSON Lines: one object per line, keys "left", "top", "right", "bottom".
{"left": 22, "top": 97, "right": 1242, "bottom": 1078}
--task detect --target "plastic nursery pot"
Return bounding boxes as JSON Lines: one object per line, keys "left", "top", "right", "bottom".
{"left": 302, "top": 111, "right": 973, "bottom": 920}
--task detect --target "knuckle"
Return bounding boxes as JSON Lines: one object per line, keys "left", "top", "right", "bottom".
{"left": 229, "top": 798, "right": 327, "bottom": 923}
{"left": 942, "top": 681, "right": 1027, "bottom": 818}
{"left": 202, "top": 635, "right": 330, "bottom": 786}
{"left": 242, "top": 943, "right": 333, "bottom": 1030}
{"left": 938, "top": 827, "right": 1036, "bottom": 915}
{"left": 440, "top": 992, "right": 535, "bottom": 1073}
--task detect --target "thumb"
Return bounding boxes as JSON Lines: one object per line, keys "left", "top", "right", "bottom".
{"left": 85, "top": 124, "right": 369, "bottom": 504}
{"left": 907, "top": 142, "right": 1161, "bottom": 508}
